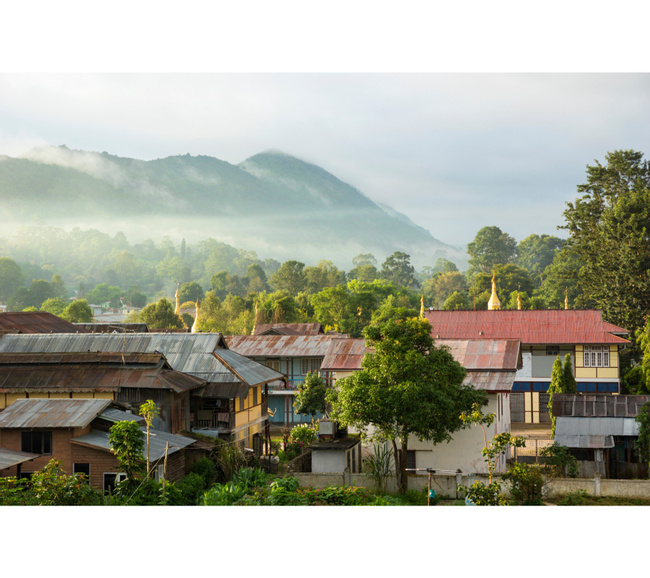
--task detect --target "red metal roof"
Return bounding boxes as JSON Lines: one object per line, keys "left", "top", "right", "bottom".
{"left": 0, "top": 311, "right": 90, "bottom": 334}
{"left": 424, "top": 310, "right": 629, "bottom": 345}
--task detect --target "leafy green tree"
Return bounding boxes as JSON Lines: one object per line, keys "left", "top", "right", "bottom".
{"left": 40, "top": 297, "right": 68, "bottom": 316}
{"left": 421, "top": 271, "right": 467, "bottom": 309}
{"left": 346, "top": 263, "right": 379, "bottom": 283}
{"left": 123, "top": 286, "right": 147, "bottom": 308}
{"left": 380, "top": 251, "right": 419, "bottom": 289}
{"left": 179, "top": 281, "right": 205, "bottom": 304}
{"left": 246, "top": 264, "right": 269, "bottom": 293}
{"left": 269, "top": 260, "right": 307, "bottom": 296}
{"left": 634, "top": 401, "right": 650, "bottom": 474}
{"left": 29, "top": 459, "right": 103, "bottom": 505}
{"left": 85, "top": 283, "right": 122, "bottom": 307}
{"left": 547, "top": 355, "right": 576, "bottom": 438}
{"left": 50, "top": 274, "right": 67, "bottom": 299}
{"left": 136, "top": 298, "right": 184, "bottom": 330}
{"left": 62, "top": 299, "right": 93, "bottom": 323}
{"left": 304, "top": 260, "right": 346, "bottom": 294}
{"left": 467, "top": 226, "right": 517, "bottom": 276}
{"left": 442, "top": 290, "right": 470, "bottom": 310}
{"left": 294, "top": 372, "right": 328, "bottom": 423}
{"left": 26, "top": 279, "right": 54, "bottom": 309}
{"left": 257, "top": 290, "right": 299, "bottom": 324}
{"left": 0, "top": 257, "right": 24, "bottom": 303}
{"left": 330, "top": 302, "right": 485, "bottom": 493}
{"left": 535, "top": 246, "right": 583, "bottom": 308}
{"left": 516, "top": 234, "right": 564, "bottom": 287}
{"left": 108, "top": 420, "right": 146, "bottom": 482}
{"left": 352, "top": 253, "right": 377, "bottom": 267}
{"left": 562, "top": 150, "right": 650, "bottom": 335}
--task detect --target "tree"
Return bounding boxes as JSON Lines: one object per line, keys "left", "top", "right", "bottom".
{"left": 294, "top": 372, "right": 328, "bottom": 423}
{"left": 108, "top": 420, "right": 146, "bottom": 482}
{"left": 330, "top": 302, "right": 485, "bottom": 493}
{"left": 179, "top": 281, "right": 205, "bottom": 304}
{"left": 0, "top": 257, "right": 24, "bottom": 303}
{"left": 547, "top": 354, "right": 575, "bottom": 438}
{"left": 380, "top": 251, "right": 419, "bottom": 289}
{"left": 269, "top": 260, "right": 307, "bottom": 296}
{"left": 467, "top": 226, "right": 517, "bottom": 276}
{"left": 40, "top": 297, "right": 68, "bottom": 316}
{"left": 634, "top": 401, "right": 650, "bottom": 475}
{"left": 442, "top": 291, "right": 470, "bottom": 310}
{"left": 516, "top": 234, "right": 564, "bottom": 287}
{"left": 62, "top": 299, "right": 93, "bottom": 323}
{"left": 139, "top": 400, "right": 160, "bottom": 477}
{"left": 304, "top": 260, "right": 346, "bottom": 294}
{"left": 137, "top": 298, "right": 184, "bottom": 330}
{"left": 421, "top": 271, "right": 467, "bottom": 309}
{"left": 562, "top": 150, "right": 650, "bottom": 335}
{"left": 468, "top": 263, "right": 533, "bottom": 306}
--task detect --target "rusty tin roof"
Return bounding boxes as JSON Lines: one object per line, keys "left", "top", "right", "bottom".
{"left": 0, "top": 448, "right": 40, "bottom": 471}
{"left": 253, "top": 323, "right": 323, "bottom": 336}
{"left": 320, "top": 338, "right": 368, "bottom": 371}
{"left": 226, "top": 334, "right": 334, "bottom": 358}
{"left": 0, "top": 398, "right": 112, "bottom": 429}
{"left": 0, "top": 312, "right": 90, "bottom": 335}
{"left": 0, "top": 351, "right": 206, "bottom": 394}
{"left": 436, "top": 339, "right": 522, "bottom": 371}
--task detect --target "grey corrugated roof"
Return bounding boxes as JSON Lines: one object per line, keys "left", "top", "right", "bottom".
{"left": 99, "top": 408, "right": 145, "bottom": 424}
{"left": 553, "top": 394, "right": 650, "bottom": 418}
{"left": 0, "top": 398, "right": 111, "bottom": 429}
{"left": 555, "top": 415, "right": 640, "bottom": 438}
{"left": 0, "top": 332, "right": 281, "bottom": 387}
{"left": 213, "top": 348, "right": 285, "bottom": 388}
{"left": 71, "top": 427, "right": 195, "bottom": 461}
{"left": 0, "top": 448, "right": 40, "bottom": 471}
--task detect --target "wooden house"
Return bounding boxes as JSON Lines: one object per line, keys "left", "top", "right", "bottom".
{"left": 0, "top": 398, "right": 198, "bottom": 491}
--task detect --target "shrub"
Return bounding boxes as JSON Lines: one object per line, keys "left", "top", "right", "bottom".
{"left": 558, "top": 489, "right": 589, "bottom": 505}
{"left": 190, "top": 457, "right": 217, "bottom": 486}
{"left": 363, "top": 443, "right": 394, "bottom": 494}
{"left": 461, "top": 480, "right": 508, "bottom": 506}
{"left": 540, "top": 443, "right": 579, "bottom": 478}
{"left": 290, "top": 424, "right": 317, "bottom": 445}
{"left": 502, "top": 463, "right": 545, "bottom": 505}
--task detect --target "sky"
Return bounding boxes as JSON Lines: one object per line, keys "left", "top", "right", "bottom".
{"left": 1, "top": 4, "right": 649, "bottom": 254}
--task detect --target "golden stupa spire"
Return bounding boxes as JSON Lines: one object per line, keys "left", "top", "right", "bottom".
{"left": 191, "top": 293, "right": 200, "bottom": 333}
{"left": 488, "top": 272, "right": 501, "bottom": 311}
{"left": 175, "top": 283, "right": 180, "bottom": 316}
{"left": 517, "top": 292, "right": 522, "bottom": 310}
{"left": 565, "top": 287, "right": 569, "bottom": 310}
{"left": 251, "top": 301, "right": 259, "bottom": 335}
{"left": 420, "top": 295, "right": 424, "bottom": 318}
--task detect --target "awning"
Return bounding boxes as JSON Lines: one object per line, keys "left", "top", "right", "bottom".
{"left": 0, "top": 448, "right": 40, "bottom": 471}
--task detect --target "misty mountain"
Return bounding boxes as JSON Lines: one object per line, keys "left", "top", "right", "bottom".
{"left": 0, "top": 146, "right": 464, "bottom": 268}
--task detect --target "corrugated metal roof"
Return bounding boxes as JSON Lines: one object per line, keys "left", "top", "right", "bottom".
{"left": 424, "top": 310, "right": 629, "bottom": 344}
{"left": 437, "top": 339, "right": 521, "bottom": 371}
{"left": 71, "top": 427, "right": 195, "bottom": 461}
{"left": 0, "top": 448, "right": 40, "bottom": 471}
{"left": 0, "top": 398, "right": 111, "bottom": 428}
{"left": 0, "top": 352, "right": 206, "bottom": 394}
{"left": 464, "top": 370, "right": 517, "bottom": 392}
{"left": 226, "top": 334, "right": 335, "bottom": 358}
{"left": 320, "top": 338, "right": 368, "bottom": 371}
{"left": 213, "top": 348, "right": 285, "bottom": 388}
{"left": 99, "top": 408, "right": 145, "bottom": 424}
{"left": 253, "top": 323, "right": 323, "bottom": 336}
{"left": 556, "top": 415, "right": 640, "bottom": 438}
{"left": 553, "top": 394, "right": 650, "bottom": 418}
{"left": 0, "top": 312, "right": 90, "bottom": 334}
{"left": 0, "top": 332, "right": 263, "bottom": 385}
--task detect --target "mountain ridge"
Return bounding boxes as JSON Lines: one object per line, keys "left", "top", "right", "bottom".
{"left": 0, "top": 145, "right": 465, "bottom": 268}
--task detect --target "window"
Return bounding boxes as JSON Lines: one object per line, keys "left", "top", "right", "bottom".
{"left": 546, "top": 346, "right": 559, "bottom": 356}
{"left": 407, "top": 450, "right": 416, "bottom": 471}
{"left": 300, "top": 358, "right": 321, "bottom": 375}
{"left": 252, "top": 386, "right": 258, "bottom": 406}
{"left": 239, "top": 397, "right": 245, "bottom": 412}
{"left": 103, "top": 472, "right": 127, "bottom": 494}
{"left": 583, "top": 345, "right": 610, "bottom": 368}
{"left": 266, "top": 359, "right": 281, "bottom": 371}
{"left": 73, "top": 463, "right": 90, "bottom": 480}
{"left": 21, "top": 431, "right": 52, "bottom": 454}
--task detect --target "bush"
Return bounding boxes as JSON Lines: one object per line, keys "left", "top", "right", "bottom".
{"left": 290, "top": 424, "right": 317, "bottom": 445}
{"left": 540, "top": 443, "right": 579, "bottom": 478}
{"left": 460, "top": 480, "right": 508, "bottom": 506}
{"left": 190, "top": 457, "right": 217, "bottom": 486}
{"left": 502, "top": 463, "right": 545, "bottom": 505}
{"left": 558, "top": 489, "right": 589, "bottom": 505}
{"left": 166, "top": 473, "right": 207, "bottom": 505}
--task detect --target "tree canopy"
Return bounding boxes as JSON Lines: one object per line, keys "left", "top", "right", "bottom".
{"left": 330, "top": 302, "right": 485, "bottom": 492}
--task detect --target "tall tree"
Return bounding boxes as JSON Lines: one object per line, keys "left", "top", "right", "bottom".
{"left": 467, "top": 226, "right": 517, "bottom": 275}
{"left": 562, "top": 150, "right": 650, "bottom": 334}
{"left": 380, "top": 251, "right": 419, "bottom": 290}
{"left": 547, "top": 355, "right": 576, "bottom": 438}
{"left": 0, "top": 257, "right": 24, "bottom": 303}
{"left": 136, "top": 298, "right": 184, "bottom": 330}
{"left": 516, "top": 234, "right": 564, "bottom": 287}
{"left": 269, "top": 260, "right": 307, "bottom": 296}
{"left": 330, "top": 302, "right": 485, "bottom": 493}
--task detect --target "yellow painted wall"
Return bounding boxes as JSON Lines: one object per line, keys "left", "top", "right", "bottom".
{"left": 597, "top": 367, "right": 619, "bottom": 379}
{"left": 574, "top": 344, "right": 620, "bottom": 380}
{"left": 93, "top": 392, "right": 114, "bottom": 400}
